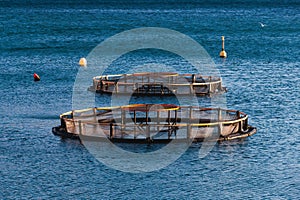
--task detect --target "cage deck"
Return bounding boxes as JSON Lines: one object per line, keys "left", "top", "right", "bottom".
{"left": 52, "top": 104, "right": 256, "bottom": 143}
{"left": 89, "top": 72, "right": 227, "bottom": 96}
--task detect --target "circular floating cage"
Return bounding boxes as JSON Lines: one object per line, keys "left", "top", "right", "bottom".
{"left": 89, "top": 72, "right": 227, "bottom": 96}
{"left": 52, "top": 104, "right": 256, "bottom": 143}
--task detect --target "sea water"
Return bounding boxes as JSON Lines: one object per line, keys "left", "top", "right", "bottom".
{"left": 0, "top": 0, "right": 299, "bottom": 199}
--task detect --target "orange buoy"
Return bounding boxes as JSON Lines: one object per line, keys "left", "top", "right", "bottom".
{"left": 33, "top": 73, "right": 40, "bottom": 81}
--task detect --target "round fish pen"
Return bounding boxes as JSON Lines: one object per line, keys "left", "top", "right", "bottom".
{"left": 89, "top": 72, "right": 227, "bottom": 96}
{"left": 52, "top": 104, "right": 256, "bottom": 143}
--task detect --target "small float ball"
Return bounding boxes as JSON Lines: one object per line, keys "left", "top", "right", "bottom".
{"left": 33, "top": 73, "right": 40, "bottom": 81}
{"left": 220, "top": 50, "right": 227, "bottom": 58}
{"left": 79, "top": 57, "right": 87, "bottom": 67}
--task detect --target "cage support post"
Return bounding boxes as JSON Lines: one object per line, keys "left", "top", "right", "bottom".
{"left": 78, "top": 120, "right": 82, "bottom": 135}
{"left": 110, "top": 123, "right": 114, "bottom": 139}
{"left": 218, "top": 108, "right": 222, "bottom": 136}
{"left": 237, "top": 111, "right": 242, "bottom": 132}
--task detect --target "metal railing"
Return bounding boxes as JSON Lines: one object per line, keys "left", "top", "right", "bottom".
{"left": 89, "top": 73, "right": 226, "bottom": 95}
{"left": 60, "top": 105, "right": 248, "bottom": 140}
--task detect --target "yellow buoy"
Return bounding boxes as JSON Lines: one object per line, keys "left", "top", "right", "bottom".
{"left": 219, "top": 36, "right": 227, "bottom": 58}
{"left": 79, "top": 57, "right": 87, "bottom": 67}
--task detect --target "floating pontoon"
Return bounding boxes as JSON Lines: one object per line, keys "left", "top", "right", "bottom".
{"left": 89, "top": 72, "right": 226, "bottom": 96}
{"left": 52, "top": 104, "right": 256, "bottom": 143}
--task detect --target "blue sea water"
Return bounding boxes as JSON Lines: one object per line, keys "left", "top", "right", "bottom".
{"left": 0, "top": 0, "right": 299, "bottom": 199}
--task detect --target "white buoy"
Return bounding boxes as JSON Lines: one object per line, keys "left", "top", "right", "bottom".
{"left": 79, "top": 57, "right": 87, "bottom": 67}
{"left": 219, "top": 36, "right": 227, "bottom": 58}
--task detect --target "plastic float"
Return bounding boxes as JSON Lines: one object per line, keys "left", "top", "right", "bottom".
{"left": 52, "top": 104, "right": 256, "bottom": 143}
{"left": 79, "top": 57, "right": 87, "bottom": 67}
{"left": 89, "top": 72, "right": 227, "bottom": 96}
{"left": 219, "top": 36, "right": 227, "bottom": 58}
{"left": 33, "top": 73, "right": 40, "bottom": 81}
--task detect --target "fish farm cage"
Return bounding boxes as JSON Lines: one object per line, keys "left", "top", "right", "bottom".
{"left": 52, "top": 104, "right": 256, "bottom": 143}
{"left": 88, "top": 72, "right": 227, "bottom": 96}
